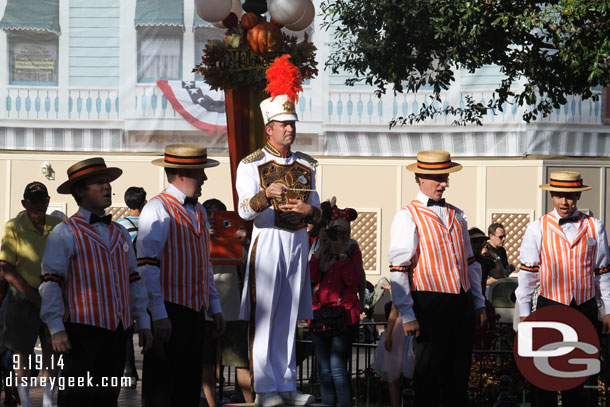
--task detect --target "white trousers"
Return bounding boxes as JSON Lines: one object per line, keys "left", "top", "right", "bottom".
{"left": 242, "top": 228, "right": 312, "bottom": 393}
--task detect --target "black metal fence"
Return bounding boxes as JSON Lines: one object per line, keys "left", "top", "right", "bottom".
{"left": 214, "top": 321, "right": 610, "bottom": 406}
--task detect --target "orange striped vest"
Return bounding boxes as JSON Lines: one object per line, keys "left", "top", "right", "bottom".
{"left": 65, "top": 215, "right": 132, "bottom": 330}
{"left": 539, "top": 212, "right": 597, "bottom": 305}
{"left": 406, "top": 200, "right": 471, "bottom": 293}
{"left": 153, "top": 192, "right": 210, "bottom": 311}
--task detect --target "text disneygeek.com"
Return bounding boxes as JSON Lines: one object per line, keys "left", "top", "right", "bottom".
{"left": 5, "top": 372, "right": 133, "bottom": 391}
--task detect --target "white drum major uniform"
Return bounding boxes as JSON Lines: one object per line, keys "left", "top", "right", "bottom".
{"left": 236, "top": 55, "right": 321, "bottom": 407}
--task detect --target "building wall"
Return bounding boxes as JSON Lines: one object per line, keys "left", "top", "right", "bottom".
{"left": 69, "top": 0, "right": 120, "bottom": 87}
{"left": 3, "top": 152, "right": 610, "bottom": 282}
{"left": 0, "top": 152, "right": 234, "bottom": 222}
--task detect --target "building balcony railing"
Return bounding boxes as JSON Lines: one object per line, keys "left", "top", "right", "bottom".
{"left": 1, "top": 85, "right": 605, "bottom": 129}
{"left": 2, "top": 87, "right": 121, "bottom": 121}
{"left": 132, "top": 84, "right": 181, "bottom": 120}
{"left": 325, "top": 88, "right": 605, "bottom": 127}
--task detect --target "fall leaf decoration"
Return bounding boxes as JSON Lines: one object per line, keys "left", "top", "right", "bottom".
{"left": 195, "top": 20, "right": 317, "bottom": 91}
{"left": 265, "top": 54, "right": 303, "bottom": 102}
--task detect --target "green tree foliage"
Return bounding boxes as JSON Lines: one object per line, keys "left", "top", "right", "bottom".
{"left": 321, "top": 0, "right": 610, "bottom": 125}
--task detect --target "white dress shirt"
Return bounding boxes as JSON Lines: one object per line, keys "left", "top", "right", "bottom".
{"left": 516, "top": 209, "right": 610, "bottom": 317}
{"left": 388, "top": 190, "right": 485, "bottom": 323}
{"left": 136, "top": 183, "right": 221, "bottom": 321}
{"left": 39, "top": 207, "right": 151, "bottom": 335}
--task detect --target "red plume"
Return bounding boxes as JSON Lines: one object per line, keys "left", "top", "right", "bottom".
{"left": 265, "top": 54, "right": 303, "bottom": 102}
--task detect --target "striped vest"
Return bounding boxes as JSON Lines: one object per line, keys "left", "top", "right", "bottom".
{"left": 154, "top": 192, "right": 210, "bottom": 311}
{"left": 65, "top": 215, "right": 132, "bottom": 330}
{"left": 539, "top": 212, "right": 597, "bottom": 305}
{"left": 406, "top": 200, "right": 471, "bottom": 293}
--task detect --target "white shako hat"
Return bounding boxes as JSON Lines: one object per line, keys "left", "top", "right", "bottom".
{"left": 260, "top": 94, "right": 298, "bottom": 124}
{"left": 260, "top": 54, "right": 302, "bottom": 125}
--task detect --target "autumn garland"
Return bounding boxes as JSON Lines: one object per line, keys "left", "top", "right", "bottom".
{"left": 194, "top": 24, "right": 318, "bottom": 91}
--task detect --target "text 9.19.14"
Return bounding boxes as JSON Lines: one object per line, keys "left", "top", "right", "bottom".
{"left": 13, "top": 353, "right": 64, "bottom": 370}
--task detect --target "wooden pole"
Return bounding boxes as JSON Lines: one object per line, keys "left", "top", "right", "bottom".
{"left": 224, "top": 87, "right": 251, "bottom": 210}
{"left": 224, "top": 87, "right": 268, "bottom": 210}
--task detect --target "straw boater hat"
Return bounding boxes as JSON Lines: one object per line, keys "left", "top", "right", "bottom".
{"left": 57, "top": 157, "right": 122, "bottom": 194}
{"left": 406, "top": 150, "right": 462, "bottom": 174}
{"left": 152, "top": 144, "right": 220, "bottom": 169}
{"left": 260, "top": 55, "right": 302, "bottom": 125}
{"left": 539, "top": 171, "right": 592, "bottom": 192}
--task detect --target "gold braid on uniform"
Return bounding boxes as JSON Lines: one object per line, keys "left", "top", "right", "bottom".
{"left": 249, "top": 189, "right": 272, "bottom": 212}
{"left": 241, "top": 149, "right": 264, "bottom": 164}
{"left": 295, "top": 151, "right": 318, "bottom": 168}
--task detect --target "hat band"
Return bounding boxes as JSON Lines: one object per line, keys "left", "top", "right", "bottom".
{"left": 266, "top": 111, "right": 296, "bottom": 121}
{"left": 417, "top": 159, "right": 451, "bottom": 170}
{"left": 164, "top": 153, "right": 208, "bottom": 166}
{"left": 69, "top": 163, "right": 107, "bottom": 180}
{"left": 549, "top": 178, "right": 583, "bottom": 188}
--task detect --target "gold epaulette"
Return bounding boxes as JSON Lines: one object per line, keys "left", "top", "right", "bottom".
{"left": 241, "top": 149, "right": 264, "bottom": 164}
{"left": 295, "top": 151, "right": 318, "bottom": 168}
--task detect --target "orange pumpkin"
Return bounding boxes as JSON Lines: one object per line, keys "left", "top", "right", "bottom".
{"left": 247, "top": 22, "right": 282, "bottom": 55}
{"left": 241, "top": 12, "right": 259, "bottom": 30}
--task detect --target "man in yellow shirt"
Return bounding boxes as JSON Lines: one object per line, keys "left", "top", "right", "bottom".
{"left": 0, "top": 182, "right": 62, "bottom": 407}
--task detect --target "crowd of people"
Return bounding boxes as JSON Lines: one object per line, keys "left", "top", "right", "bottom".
{"left": 0, "top": 76, "right": 608, "bottom": 407}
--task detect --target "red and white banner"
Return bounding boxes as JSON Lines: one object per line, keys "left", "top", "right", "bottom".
{"left": 156, "top": 80, "right": 227, "bottom": 133}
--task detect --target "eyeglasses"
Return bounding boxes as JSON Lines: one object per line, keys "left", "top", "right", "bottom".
{"left": 496, "top": 235, "right": 506, "bottom": 240}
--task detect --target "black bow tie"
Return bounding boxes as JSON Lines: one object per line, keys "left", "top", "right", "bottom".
{"left": 90, "top": 213, "right": 112, "bottom": 225}
{"left": 558, "top": 216, "right": 579, "bottom": 226}
{"left": 427, "top": 198, "right": 445, "bottom": 207}
{"left": 184, "top": 197, "right": 198, "bottom": 206}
